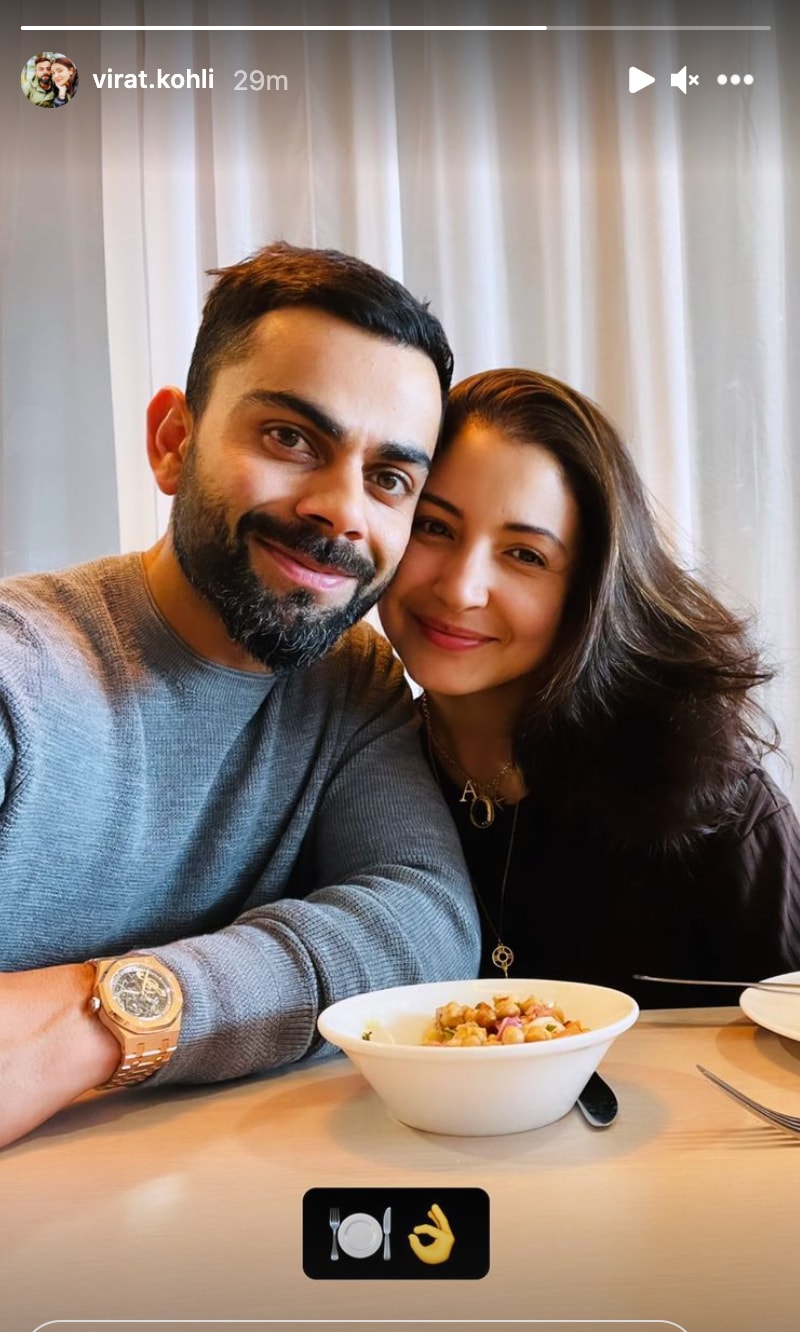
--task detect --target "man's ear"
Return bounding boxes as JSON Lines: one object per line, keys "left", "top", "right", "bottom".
{"left": 146, "top": 387, "right": 194, "bottom": 496}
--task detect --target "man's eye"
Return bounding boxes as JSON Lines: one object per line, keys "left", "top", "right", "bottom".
{"left": 372, "top": 469, "right": 412, "bottom": 495}
{"left": 264, "top": 426, "right": 309, "bottom": 450}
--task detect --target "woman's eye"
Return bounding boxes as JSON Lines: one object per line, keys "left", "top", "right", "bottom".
{"left": 412, "top": 515, "right": 451, "bottom": 538}
{"left": 510, "top": 547, "right": 546, "bottom": 567}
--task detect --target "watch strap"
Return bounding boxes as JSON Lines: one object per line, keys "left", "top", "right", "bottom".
{"left": 95, "top": 1031, "right": 181, "bottom": 1090}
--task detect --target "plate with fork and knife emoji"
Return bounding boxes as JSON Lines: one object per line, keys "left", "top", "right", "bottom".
{"left": 330, "top": 1206, "right": 390, "bottom": 1260}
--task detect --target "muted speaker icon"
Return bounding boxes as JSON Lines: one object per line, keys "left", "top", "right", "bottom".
{"left": 671, "top": 66, "right": 688, "bottom": 93}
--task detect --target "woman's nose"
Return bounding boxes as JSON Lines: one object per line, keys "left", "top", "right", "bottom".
{"left": 432, "top": 549, "right": 491, "bottom": 610}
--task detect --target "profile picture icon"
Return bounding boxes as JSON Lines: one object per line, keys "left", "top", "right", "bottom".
{"left": 21, "top": 51, "right": 79, "bottom": 108}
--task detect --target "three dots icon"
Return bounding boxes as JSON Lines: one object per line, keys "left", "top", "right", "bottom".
{"left": 717, "top": 74, "right": 755, "bottom": 86}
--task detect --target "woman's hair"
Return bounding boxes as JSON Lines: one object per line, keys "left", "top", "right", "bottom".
{"left": 51, "top": 58, "right": 77, "bottom": 90}
{"left": 441, "top": 368, "right": 779, "bottom": 850}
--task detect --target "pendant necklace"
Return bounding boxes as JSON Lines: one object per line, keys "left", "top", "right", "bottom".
{"left": 420, "top": 693, "right": 517, "bottom": 829}
{"left": 421, "top": 699, "right": 520, "bottom": 977}
{"left": 480, "top": 800, "right": 519, "bottom": 977}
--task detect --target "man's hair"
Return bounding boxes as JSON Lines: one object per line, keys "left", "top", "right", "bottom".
{"left": 185, "top": 241, "right": 454, "bottom": 419}
{"left": 34, "top": 53, "right": 52, "bottom": 65}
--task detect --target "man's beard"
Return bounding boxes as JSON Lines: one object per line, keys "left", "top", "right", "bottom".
{"left": 171, "top": 446, "right": 389, "bottom": 673}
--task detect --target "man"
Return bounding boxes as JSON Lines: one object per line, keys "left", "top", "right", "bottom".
{"left": 21, "top": 53, "right": 55, "bottom": 106}
{"left": 0, "top": 242, "right": 480, "bottom": 1147}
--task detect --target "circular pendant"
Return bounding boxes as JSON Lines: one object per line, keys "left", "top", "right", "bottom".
{"left": 491, "top": 943, "right": 515, "bottom": 977}
{"left": 470, "top": 795, "right": 495, "bottom": 829}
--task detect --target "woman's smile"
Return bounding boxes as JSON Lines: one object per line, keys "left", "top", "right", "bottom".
{"left": 412, "top": 613, "right": 498, "bottom": 651}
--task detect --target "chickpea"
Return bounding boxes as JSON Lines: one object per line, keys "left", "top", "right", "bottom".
{"left": 501, "top": 1024, "right": 525, "bottom": 1044}
{"left": 458, "top": 1022, "right": 486, "bottom": 1043}
{"left": 494, "top": 998, "right": 521, "bottom": 1019}
{"left": 438, "top": 1002, "right": 465, "bottom": 1027}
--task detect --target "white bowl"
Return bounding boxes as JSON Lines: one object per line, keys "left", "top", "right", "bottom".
{"left": 318, "top": 977, "right": 638, "bottom": 1136}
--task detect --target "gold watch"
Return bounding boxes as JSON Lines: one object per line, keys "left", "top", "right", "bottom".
{"left": 88, "top": 955, "right": 183, "bottom": 1090}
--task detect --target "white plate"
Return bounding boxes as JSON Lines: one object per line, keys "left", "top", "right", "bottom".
{"left": 739, "top": 971, "right": 800, "bottom": 1041}
{"left": 337, "top": 1211, "right": 383, "bottom": 1259}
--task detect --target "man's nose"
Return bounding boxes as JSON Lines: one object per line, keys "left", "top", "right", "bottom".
{"left": 294, "top": 458, "right": 368, "bottom": 541}
{"left": 433, "top": 548, "right": 491, "bottom": 610}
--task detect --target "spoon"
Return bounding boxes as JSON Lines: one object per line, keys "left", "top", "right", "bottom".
{"left": 576, "top": 1071, "right": 618, "bottom": 1127}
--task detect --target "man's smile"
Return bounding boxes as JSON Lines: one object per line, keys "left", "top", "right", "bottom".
{"left": 251, "top": 535, "right": 358, "bottom": 593}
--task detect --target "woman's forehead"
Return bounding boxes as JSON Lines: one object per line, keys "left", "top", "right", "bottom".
{"left": 431, "top": 421, "right": 565, "bottom": 500}
{"left": 426, "top": 422, "right": 580, "bottom": 548}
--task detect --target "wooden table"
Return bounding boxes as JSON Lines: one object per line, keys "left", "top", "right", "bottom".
{"left": 2, "top": 1007, "right": 799, "bottom": 1332}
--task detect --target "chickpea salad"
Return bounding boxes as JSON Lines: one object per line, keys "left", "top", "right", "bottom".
{"left": 422, "top": 995, "right": 588, "bottom": 1046}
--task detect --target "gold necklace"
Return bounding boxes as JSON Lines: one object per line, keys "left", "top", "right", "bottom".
{"left": 479, "top": 801, "right": 519, "bottom": 977}
{"left": 422, "top": 716, "right": 521, "bottom": 979}
{"left": 420, "top": 694, "right": 517, "bottom": 829}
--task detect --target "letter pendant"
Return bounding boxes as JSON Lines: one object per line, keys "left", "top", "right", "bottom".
{"left": 461, "top": 781, "right": 495, "bottom": 828}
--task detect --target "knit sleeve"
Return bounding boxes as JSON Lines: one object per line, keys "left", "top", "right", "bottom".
{"left": 0, "top": 700, "right": 14, "bottom": 806}
{"left": 149, "top": 642, "right": 481, "bottom": 1085}
{"left": 1, "top": 604, "right": 38, "bottom": 809}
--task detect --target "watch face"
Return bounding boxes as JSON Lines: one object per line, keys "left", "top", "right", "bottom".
{"left": 110, "top": 963, "right": 173, "bottom": 1020}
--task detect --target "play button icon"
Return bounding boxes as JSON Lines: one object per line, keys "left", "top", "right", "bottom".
{"left": 629, "top": 66, "right": 656, "bottom": 94}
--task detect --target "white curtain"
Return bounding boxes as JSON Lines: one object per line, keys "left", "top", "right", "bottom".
{"left": 2, "top": 0, "right": 798, "bottom": 803}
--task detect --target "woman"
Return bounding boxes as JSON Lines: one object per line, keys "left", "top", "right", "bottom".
{"left": 51, "top": 57, "right": 78, "bottom": 106}
{"left": 379, "top": 369, "right": 800, "bottom": 1007}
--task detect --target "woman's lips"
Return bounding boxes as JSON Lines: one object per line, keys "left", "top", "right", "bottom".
{"left": 253, "top": 538, "right": 356, "bottom": 594}
{"left": 413, "top": 614, "right": 496, "bottom": 652}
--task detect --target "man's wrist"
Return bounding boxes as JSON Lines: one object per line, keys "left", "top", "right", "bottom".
{"left": 44, "top": 963, "right": 120, "bottom": 1097}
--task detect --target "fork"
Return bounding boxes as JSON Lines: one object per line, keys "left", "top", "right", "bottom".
{"left": 697, "top": 1065, "right": 800, "bottom": 1135}
{"left": 329, "top": 1206, "right": 341, "bottom": 1261}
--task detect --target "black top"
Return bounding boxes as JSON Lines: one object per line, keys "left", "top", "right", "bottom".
{"left": 430, "top": 759, "right": 800, "bottom": 1008}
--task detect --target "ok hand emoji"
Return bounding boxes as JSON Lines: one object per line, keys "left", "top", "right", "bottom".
{"left": 407, "top": 1202, "right": 455, "bottom": 1265}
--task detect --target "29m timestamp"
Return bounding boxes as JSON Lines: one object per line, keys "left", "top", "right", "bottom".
{"left": 234, "top": 69, "right": 289, "bottom": 92}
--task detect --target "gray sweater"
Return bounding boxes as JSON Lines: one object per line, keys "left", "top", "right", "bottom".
{"left": 0, "top": 555, "right": 480, "bottom": 1083}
